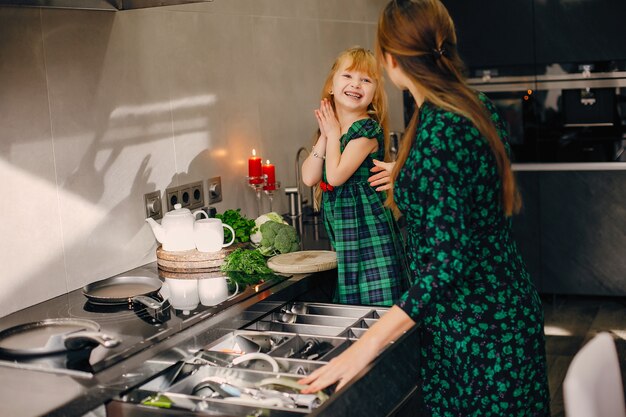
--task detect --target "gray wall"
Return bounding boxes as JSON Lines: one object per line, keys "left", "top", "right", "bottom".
{"left": 0, "top": 0, "right": 404, "bottom": 317}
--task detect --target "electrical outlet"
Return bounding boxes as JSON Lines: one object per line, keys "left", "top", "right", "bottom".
{"left": 166, "top": 182, "right": 204, "bottom": 211}
{"left": 180, "top": 186, "right": 192, "bottom": 208}
{"left": 165, "top": 186, "right": 180, "bottom": 212}
{"left": 189, "top": 181, "right": 204, "bottom": 209}
{"left": 144, "top": 191, "right": 163, "bottom": 220}
{"left": 207, "top": 176, "right": 222, "bottom": 204}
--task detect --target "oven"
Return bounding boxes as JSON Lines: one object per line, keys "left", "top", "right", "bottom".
{"left": 469, "top": 71, "right": 626, "bottom": 163}
{"left": 402, "top": 71, "right": 626, "bottom": 163}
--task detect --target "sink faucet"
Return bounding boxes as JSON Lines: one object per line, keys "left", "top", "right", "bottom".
{"left": 286, "top": 147, "right": 311, "bottom": 222}
{"left": 295, "top": 146, "right": 310, "bottom": 203}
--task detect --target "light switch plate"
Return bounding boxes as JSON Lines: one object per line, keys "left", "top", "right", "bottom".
{"left": 144, "top": 191, "right": 163, "bottom": 220}
{"left": 207, "top": 176, "right": 222, "bottom": 204}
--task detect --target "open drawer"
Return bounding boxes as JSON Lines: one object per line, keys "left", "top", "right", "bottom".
{"left": 105, "top": 301, "right": 419, "bottom": 417}
{"left": 117, "top": 362, "right": 330, "bottom": 416}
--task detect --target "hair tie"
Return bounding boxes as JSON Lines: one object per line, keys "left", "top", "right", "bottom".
{"left": 432, "top": 48, "right": 446, "bottom": 60}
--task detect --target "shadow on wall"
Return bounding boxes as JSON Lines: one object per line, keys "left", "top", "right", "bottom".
{"left": 0, "top": 13, "right": 227, "bottom": 316}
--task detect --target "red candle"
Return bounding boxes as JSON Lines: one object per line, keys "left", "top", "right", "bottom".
{"left": 248, "top": 149, "right": 263, "bottom": 184}
{"left": 263, "top": 160, "right": 276, "bottom": 191}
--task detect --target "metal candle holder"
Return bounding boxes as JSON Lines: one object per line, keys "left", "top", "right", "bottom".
{"left": 246, "top": 175, "right": 267, "bottom": 217}
{"left": 246, "top": 176, "right": 283, "bottom": 215}
{"left": 263, "top": 181, "right": 281, "bottom": 212}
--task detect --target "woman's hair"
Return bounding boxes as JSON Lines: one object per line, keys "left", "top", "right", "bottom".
{"left": 376, "top": 0, "right": 521, "bottom": 216}
{"left": 313, "top": 46, "right": 391, "bottom": 210}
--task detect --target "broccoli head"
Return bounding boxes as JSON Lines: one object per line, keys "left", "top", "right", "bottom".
{"left": 260, "top": 236, "right": 272, "bottom": 248}
{"left": 260, "top": 221, "right": 278, "bottom": 240}
{"left": 257, "top": 221, "right": 299, "bottom": 256}
{"left": 274, "top": 228, "right": 297, "bottom": 254}
{"left": 282, "top": 225, "right": 298, "bottom": 241}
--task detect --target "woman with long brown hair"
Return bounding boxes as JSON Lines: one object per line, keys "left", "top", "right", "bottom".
{"left": 300, "top": 1, "right": 550, "bottom": 415}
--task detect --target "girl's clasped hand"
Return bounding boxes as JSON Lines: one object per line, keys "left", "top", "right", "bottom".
{"left": 314, "top": 98, "right": 341, "bottom": 141}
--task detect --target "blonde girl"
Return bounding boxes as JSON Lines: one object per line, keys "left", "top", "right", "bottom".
{"left": 301, "top": 47, "right": 407, "bottom": 307}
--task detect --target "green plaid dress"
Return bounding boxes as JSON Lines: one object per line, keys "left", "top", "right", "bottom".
{"left": 322, "top": 118, "right": 408, "bottom": 307}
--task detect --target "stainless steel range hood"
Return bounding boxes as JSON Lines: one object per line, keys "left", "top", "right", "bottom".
{"left": 0, "top": 0, "right": 212, "bottom": 11}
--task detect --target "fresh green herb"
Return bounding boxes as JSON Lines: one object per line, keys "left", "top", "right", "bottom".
{"left": 221, "top": 248, "right": 272, "bottom": 275}
{"left": 215, "top": 209, "right": 257, "bottom": 243}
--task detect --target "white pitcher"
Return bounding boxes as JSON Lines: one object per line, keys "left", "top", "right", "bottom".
{"left": 194, "top": 218, "right": 235, "bottom": 253}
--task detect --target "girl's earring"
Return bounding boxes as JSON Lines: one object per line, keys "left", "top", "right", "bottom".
{"left": 329, "top": 90, "right": 333, "bottom": 95}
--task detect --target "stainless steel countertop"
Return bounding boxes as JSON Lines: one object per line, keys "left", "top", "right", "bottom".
{"left": 0, "top": 264, "right": 325, "bottom": 417}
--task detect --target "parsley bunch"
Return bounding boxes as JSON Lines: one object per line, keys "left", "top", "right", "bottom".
{"left": 221, "top": 248, "right": 272, "bottom": 275}
{"left": 215, "top": 209, "right": 256, "bottom": 243}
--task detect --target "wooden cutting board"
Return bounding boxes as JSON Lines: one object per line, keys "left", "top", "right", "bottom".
{"left": 267, "top": 250, "right": 337, "bottom": 274}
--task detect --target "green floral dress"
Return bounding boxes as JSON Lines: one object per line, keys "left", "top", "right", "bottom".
{"left": 395, "top": 97, "right": 551, "bottom": 416}
{"left": 322, "top": 118, "right": 408, "bottom": 307}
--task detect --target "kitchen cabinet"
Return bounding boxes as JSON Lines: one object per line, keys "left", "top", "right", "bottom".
{"left": 443, "top": 0, "right": 626, "bottom": 75}
{"left": 512, "top": 166, "right": 626, "bottom": 296}
{"left": 533, "top": 0, "right": 626, "bottom": 66}
{"left": 443, "top": 0, "right": 534, "bottom": 75}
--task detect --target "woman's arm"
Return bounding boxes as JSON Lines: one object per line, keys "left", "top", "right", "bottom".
{"left": 298, "top": 305, "right": 415, "bottom": 393}
{"left": 301, "top": 133, "right": 327, "bottom": 187}
{"left": 317, "top": 99, "right": 378, "bottom": 187}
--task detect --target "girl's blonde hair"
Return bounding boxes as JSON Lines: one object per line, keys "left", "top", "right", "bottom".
{"left": 313, "top": 46, "right": 390, "bottom": 210}
{"left": 376, "top": 0, "right": 521, "bottom": 216}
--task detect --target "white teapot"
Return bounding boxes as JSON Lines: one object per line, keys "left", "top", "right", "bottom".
{"left": 145, "top": 204, "right": 208, "bottom": 251}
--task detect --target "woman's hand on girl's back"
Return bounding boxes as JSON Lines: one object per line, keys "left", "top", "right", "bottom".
{"left": 368, "top": 159, "right": 396, "bottom": 191}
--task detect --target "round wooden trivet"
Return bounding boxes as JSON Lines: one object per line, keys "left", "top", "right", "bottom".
{"left": 155, "top": 243, "right": 246, "bottom": 272}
